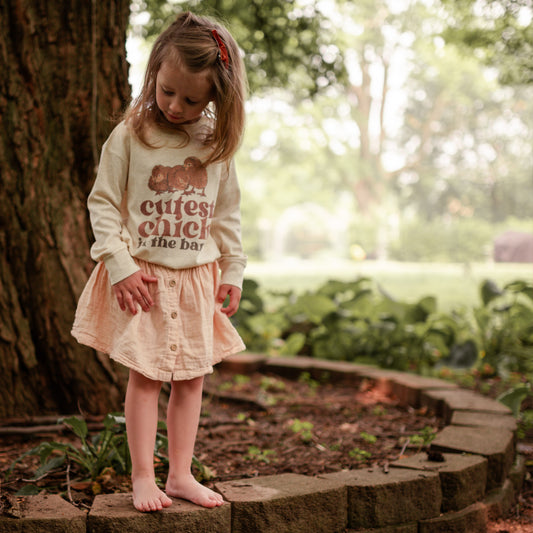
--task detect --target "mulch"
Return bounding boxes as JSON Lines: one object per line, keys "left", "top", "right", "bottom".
{"left": 1, "top": 369, "right": 533, "bottom": 531}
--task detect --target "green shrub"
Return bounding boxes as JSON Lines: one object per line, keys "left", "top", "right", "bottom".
{"left": 389, "top": 218, "right": 495, "bottom": 262}
{"left": 234, "top": 276, "right": 533, "bottom": 379}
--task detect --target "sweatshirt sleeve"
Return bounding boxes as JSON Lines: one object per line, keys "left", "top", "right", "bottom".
{"left": 88, "top": 124, "right": 140, "bottom": 285}
{"left": 210, "top": 159, "right": 247, "bottom": 289}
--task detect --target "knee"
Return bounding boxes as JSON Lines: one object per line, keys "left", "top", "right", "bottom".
{"left": 171, "top": 376, "right": 204, "bottom": 396}
{"left": 128, "top": 369, "right": 163, "bottom": 395}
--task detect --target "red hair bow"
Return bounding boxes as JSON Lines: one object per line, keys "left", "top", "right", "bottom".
{"left": 211, "top": 29, "right": 229, "bottom": 69}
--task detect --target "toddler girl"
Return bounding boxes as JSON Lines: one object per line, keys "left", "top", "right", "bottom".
{"left": 72, "top": 11, "right": 246, "bottom": 512}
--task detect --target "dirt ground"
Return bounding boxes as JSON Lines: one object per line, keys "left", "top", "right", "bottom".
{"left": 1, "top": 369, "right": 533, "bottom": 531}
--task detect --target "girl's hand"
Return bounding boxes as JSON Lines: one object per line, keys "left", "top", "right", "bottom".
{"left": 113, "top": 270, "right": 158, "bottom": 315}
{"left": 217, "top": 284, "right": 241, "bottom": 317}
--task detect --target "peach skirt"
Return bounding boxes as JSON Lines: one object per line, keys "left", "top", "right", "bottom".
{"left": 71, "top": 259, "right": 245, "bottom": 382}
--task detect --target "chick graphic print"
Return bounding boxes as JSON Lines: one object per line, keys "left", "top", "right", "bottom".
{"left": 139, "top": 157, "right": 214, "bottom": 251}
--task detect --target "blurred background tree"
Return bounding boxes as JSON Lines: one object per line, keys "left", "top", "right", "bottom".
{"left": 440, "top": 0, "right": 533, "bottom": 85}
{"left": 130, "top": 0, "right": 348, "bottom": 96}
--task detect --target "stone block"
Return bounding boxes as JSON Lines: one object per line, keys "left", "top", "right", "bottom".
{"left": 509, "top": 454, "right": 527, "bottom": 493}
{"left": 306, "top": 359, "right": 367, "bottom": 384}
{"left": 322, "top": 467, "right": 441, "bottom": 529}
{"left": 346, "top": 525, "right": 417, "bottom": 533}
{"left": 215, "top": 473, "right": 346, "bottom": 533}
{"left": 264, "top": 356, "right": 317, "bottom": 380}
{"left": 389, "top": 374, "right": 457, "bottom": 408}
{"left": 420, "top": 389, "right": 511, "bottom": 424}
{"left": 391, "top": 452, "right": 487, "bottom": 512}
{"left": 351, "top": 368, "right": 408, "bottom": 397}
{"left": 216, "top": 352, "right": 267, "bottom": 374}
{"left": 430, "top": 425, "right": 515, "bottom": 490}
{"left": 484, "top": 478, "right": 516, "bottom": 520}
{"left": 88, "top": 493, "right": 231, "bottom": 533}
{"left": 0, "top": 494, "right": 86, "bottom": 533}
{"left": 450, "top": 411, "right": 517, "bottom": 433}
{"left": 418, "top": 501, "right": 487, "bottom": 533}
{"left": 264, "top": 356, "right": 367, "bottom": 384}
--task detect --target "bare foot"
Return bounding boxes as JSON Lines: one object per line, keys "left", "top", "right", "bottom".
{"left": 132, "top": 476, "right": 173, "bottom": 512}
{"left": 166, "top": 474, "right": 224, "bottom": 508}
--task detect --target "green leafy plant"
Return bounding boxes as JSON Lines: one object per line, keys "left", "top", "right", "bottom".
{"left": 289, "top": 419, "right": 314, "bottom": 443}
{"left": 234, "top": 277, "right": 533, "bottom": 383}
{"left": 498, "top": 382, "right": 532, "bottom": 418}
{"left": 245, "top": 446, "right": 277, "bottom": 464}
{"left": 372, "top": 405, "right": 387, "bottom": 416}
{"left": 259, "top": 376, "right": 286, "bottom": 392}
{"left": 297, "top": 371, "right": 319, "bottom": 391}
{"left": 409, "top": 426, "right": 438, "bottom": 449}
{"left": 473, "top": 279, "right": 533, "bottom": 377}
{"left": 220, "top": 374, "right": 251, "bottom": 391}
{"left": 349, "top": 448, "right": 372, "bottom": 461}
{"left": 517, "top": 410, "right": 533, "bottom": 441}
{"left": 9, "top": 414, "right": 131, "bottom": 486}
{"left": 360, "top": 432, "right": 377, "bottom": 444}
{"left": 9, "top": 413, "right": 214, "bottom": 493}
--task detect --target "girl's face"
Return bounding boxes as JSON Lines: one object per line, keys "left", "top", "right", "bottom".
{"left": 155, "top": 60, "right": 213, "bottom": 125}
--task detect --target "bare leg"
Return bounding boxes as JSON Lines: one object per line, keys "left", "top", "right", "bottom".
{"left": 125, "top": 369, "right": 173, "bottom": 512}
{"left": 165, "top": 376, "right": 224, "bottom": 507}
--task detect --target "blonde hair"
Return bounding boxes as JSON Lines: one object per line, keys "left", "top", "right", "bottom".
{"left": 124, "top": 12, "right": 246, "bottom": 166}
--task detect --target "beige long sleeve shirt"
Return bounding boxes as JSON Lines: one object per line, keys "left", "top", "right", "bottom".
{"left": 88, "top": 118, "right": 246, "bottom": 288}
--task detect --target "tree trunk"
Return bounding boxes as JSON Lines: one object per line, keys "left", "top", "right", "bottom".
{"left": 0, "top": 0, "right": 131, "bottom": 417}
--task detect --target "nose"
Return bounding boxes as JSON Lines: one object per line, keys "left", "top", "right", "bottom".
{"left": 168, "top": 98, "right": 182, "bottom": 114}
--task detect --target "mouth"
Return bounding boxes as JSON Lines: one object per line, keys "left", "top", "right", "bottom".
{"left": 166, "top": 112, "right": 184, "bottom": 123}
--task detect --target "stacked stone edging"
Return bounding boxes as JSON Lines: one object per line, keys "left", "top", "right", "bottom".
{"left": 0, "top": 353, "right": 524, "bottom": 533}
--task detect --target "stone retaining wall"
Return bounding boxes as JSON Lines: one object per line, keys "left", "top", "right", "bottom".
{"left": 0, "top": 354, "right": 525, "bottom": 533}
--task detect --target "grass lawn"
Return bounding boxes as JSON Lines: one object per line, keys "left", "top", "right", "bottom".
{"left": 245, "top": 259, "right": 533, "bottom": 312}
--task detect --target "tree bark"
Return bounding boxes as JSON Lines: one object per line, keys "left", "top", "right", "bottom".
{"left": 0, "top": 0, "right": 131, "bottom": 417}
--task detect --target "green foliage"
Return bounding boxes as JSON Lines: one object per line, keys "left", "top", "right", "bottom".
{"left": 9, "top": 414, "right": 132, "bottom": 488}
{"left": 234, "top": 276, "right": 533, "bottom": 379}
{"left": 388, "top": 218, "right": 533, "bottom": 263}
{"left": 133, "top": 0, "right": 346, "bottom": 96}
{"left": 409, "top": 426, "right": 438, "bottom": 448}
{"left": 349, "top": 448, "right": 372, "bottom": 461}
{"left": 245, "top": 446, "right": 277, "bottom": 463}
{"left": 297, "top": 371, "right": 320, "bottom": 391}
{"left": 360, "top": 432, "right": 377, "bottom": 444}
{"left": 236, "top": 277, "right": 458, "bottom": 372}
{"left": 9, "top": 414, "right": 215, "bottom": 492}
{"left": 474, "top": 279, "right": 533, "bottom": 377}
{"left": 389, "top": 218, "right": 495, "bottom": 262}
{"left": 288, "top": 419, "right": 314, "bottom": 443}
{"left": 259, "top": 376, "right": 286, "bottom": 392}
{"left": 517, "top": 409, "right": 533, "bottom": 440}
{"left": 498, "top": 382, "right": 532, "bottom": 417}
{"left": 440, "top": 0, "right": 533, "bottom": 85}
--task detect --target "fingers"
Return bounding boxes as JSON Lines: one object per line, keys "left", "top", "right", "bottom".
{"left": 141, "top": 273, "right": 159, "bottom": 284}
{"left": 113, "top": 273, "right": 242, "bottom": 318}
{"left": 113, "top": 270, "right": 158, "bottom": 315}
{"left": 218, "top": 284, "right": 241, "bottom": 317}
{"left": 115, "top": 289, "right": 126, "bottom": 312}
